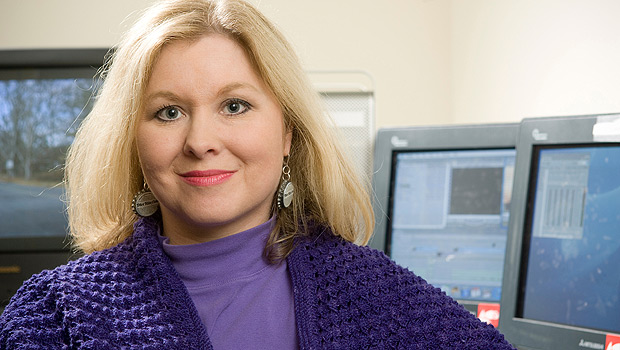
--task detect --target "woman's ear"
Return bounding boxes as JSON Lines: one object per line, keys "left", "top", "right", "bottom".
{"left": 283, "top": 128, "right": 293, "bottom": 156}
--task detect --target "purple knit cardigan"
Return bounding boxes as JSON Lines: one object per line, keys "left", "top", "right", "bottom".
{"left": 0, "top": 217, "right": 514, "bottom": 349}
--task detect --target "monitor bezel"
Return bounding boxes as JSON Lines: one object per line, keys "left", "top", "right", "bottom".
{"left": 0, "top": 48, "right": 108, "bottom": 253}
{"left": 498, "top": 113, "right": 620, "bottom": 349}
{"left": 370, "top": 122, "right": 519, "bottom": 310}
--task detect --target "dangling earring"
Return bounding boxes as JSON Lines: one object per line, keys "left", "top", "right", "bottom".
{"left": 277, "top": 156, "right": 294, "bottom": 210}
{"left": 132, "top": 182, "right": 159, "bottom": 217}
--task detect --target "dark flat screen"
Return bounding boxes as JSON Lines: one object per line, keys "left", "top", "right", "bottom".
{"left": 521, "top": 145, "right": 620, "bottom": 333}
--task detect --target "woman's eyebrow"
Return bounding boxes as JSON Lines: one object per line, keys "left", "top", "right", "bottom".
{"left": 216, "top": 82, "right": 260, "bottom": 96}
{"left": 143, "top": 90, "right": 181, "bottom": 103}
{"left": 143, "top": 82, "right": 262, "bottom": 105}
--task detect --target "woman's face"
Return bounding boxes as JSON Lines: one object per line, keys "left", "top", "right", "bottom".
{"left": 136, "top": 33, "right": 292, "bottom": 244}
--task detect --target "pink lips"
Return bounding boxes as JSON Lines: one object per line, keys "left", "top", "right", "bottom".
{"left": 179, "top": 170, "right": 236, "bottom": 186}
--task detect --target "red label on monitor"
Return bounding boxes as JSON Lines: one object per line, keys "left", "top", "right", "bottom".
{"left": 477, "top": 303, "right": 500, "bottom": 328}
{"left": 606, "top": 334, "right": 620, "bottom": 349}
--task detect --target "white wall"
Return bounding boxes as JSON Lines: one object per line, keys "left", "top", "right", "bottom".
{"left": 0, "top": 0, "right": 154, "bottom": 48}
{"left": 2, "top": 0, "right": 620, "bottom": 128}
{"left": 0, "top": 0, "right": 451, "bottom": 129}
{"left": 450, "top": 0, "right": 620, "bottom": 124}
{"left": 253, "top": 0, "right": 451, "bottom": 129}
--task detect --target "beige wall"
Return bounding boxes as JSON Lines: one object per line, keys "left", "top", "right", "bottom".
{"left": 451, "top": 0, "right": 620, "bottom": 124}
{"left": 0, "top": 1, "right": 154, "bottom": 48}
{"left": 2, "top": 0, "right": 620, "bottom": 128}
{"left": 253, "top": 0, "right": 451, "bottom": 129}
{"left": 0, "top": 0, "right": 451, "bottom": 129}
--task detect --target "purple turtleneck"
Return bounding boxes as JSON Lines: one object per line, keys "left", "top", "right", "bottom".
{"left": 159, "top": 217, "right": 298, "bottom": 349}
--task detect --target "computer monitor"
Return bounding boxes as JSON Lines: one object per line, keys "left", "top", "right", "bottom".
{"left": 370, "top": 123, "right": 518, "bottom": 325}
{"left": 499, "top": 114, "right": 620, "bottom": 349}
{"left": 0, "top": 49, "right": 107, "bottom": 308}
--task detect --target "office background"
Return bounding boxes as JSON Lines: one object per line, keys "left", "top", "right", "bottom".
{"left": 2, "top": 0, "right": 620, "bottom": 128}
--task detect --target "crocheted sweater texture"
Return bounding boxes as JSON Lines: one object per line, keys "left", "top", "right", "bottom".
{"left": 0, "top": 217, "right": 514, "bottom": 349}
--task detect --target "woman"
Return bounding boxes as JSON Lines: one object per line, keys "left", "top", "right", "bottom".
{"left": 0, "top": 0, "right": 514, "bottom": 349}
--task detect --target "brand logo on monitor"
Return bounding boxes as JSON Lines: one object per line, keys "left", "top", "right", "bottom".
{"left": 477, "top": 303, "right": 500, "bottom": 328}
{"left": 606, "top": 334, "right": 620, "bottom": 350}
{"left": 532, "top": 128, "right": 548, "bottom": 141}
{"left": 390, "top": 135, "right": 408, "bottom": 148}
{"left": 578, "top": 339, "right": 604, "bottom": 349}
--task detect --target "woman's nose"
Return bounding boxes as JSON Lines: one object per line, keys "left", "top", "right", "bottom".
{"left": 182, "top": 112, "right": 221, "bottom": 158}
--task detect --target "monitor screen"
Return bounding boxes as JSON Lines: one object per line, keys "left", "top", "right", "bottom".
{"left": 0, "top": 49, "right": 105, "bottom": 248}
{"left": 370, "top": 123, "right": 519, "bottom": 325}
{"left": 0, "top": 49, "right": 106, "bottom": 310}
{"left": 0, "top": 77, "right": 98, "bottom": 239}
{"left": 389, "top": 148, "right": 515, "bottom": 303}
{"left": 499, "top": 114, "right": 620, "bottom": 350}
{"left": 521, "top": 144, "right": 620, "bottom": 333}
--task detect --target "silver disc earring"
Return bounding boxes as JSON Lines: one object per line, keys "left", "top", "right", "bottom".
{"left": 132, "top": 182, "right": 159, "bottom": 217}
{"left": 277, "top": 157, "right": 294, "bottom": 210}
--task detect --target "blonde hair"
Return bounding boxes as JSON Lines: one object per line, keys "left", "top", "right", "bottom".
{"left": 65, "top": 0, "right": 374, "bottom": 260}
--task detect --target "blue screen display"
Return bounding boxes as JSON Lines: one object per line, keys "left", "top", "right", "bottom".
{"left": 522, "top": 145, "right": 620, "bottom": 333}
{"left": 0, "top": 78, "right": 97, "bottom": 238}
{"left": 390, "top": 149, "right": 516, "bottom": 302}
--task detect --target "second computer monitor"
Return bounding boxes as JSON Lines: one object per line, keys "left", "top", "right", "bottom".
{"left": 499, "top": 114, "right": 620, "bottom": 349}
{"left": 371, "top": 123, "right": 518, "bottom": 323}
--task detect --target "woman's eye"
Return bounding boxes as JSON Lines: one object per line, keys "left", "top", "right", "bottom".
{"left": 155, "top": 106, "right": 183, "bottom": 121}
{"left": 222, "top": 99, "right": 251, "bottom": 116}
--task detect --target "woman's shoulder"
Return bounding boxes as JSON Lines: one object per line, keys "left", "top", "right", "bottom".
{"left": 22, "top": 216, "right": 162, "bottom": 292}
{"left": 2, "top": 218, "right": 161, "bottom": 310}
{"left": 290, "top": 227, "right": 432, "bottom": 292}
{"left": 290, "top": 225, "right": 412, "bottom": 270}
{"left": 288, "top": 227, "right": 515, "bottom": 349}
{"left": 0, "top": 220, "right": 174, "bottom": 348}
{"left": 2, "top": 216, "right": 161, "bottom": 321}
{"left": 3, "top": 236, "right": 139, "bottom": 312}
{"left": 0, "top": 246, "right": 125, "bottom": 347}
